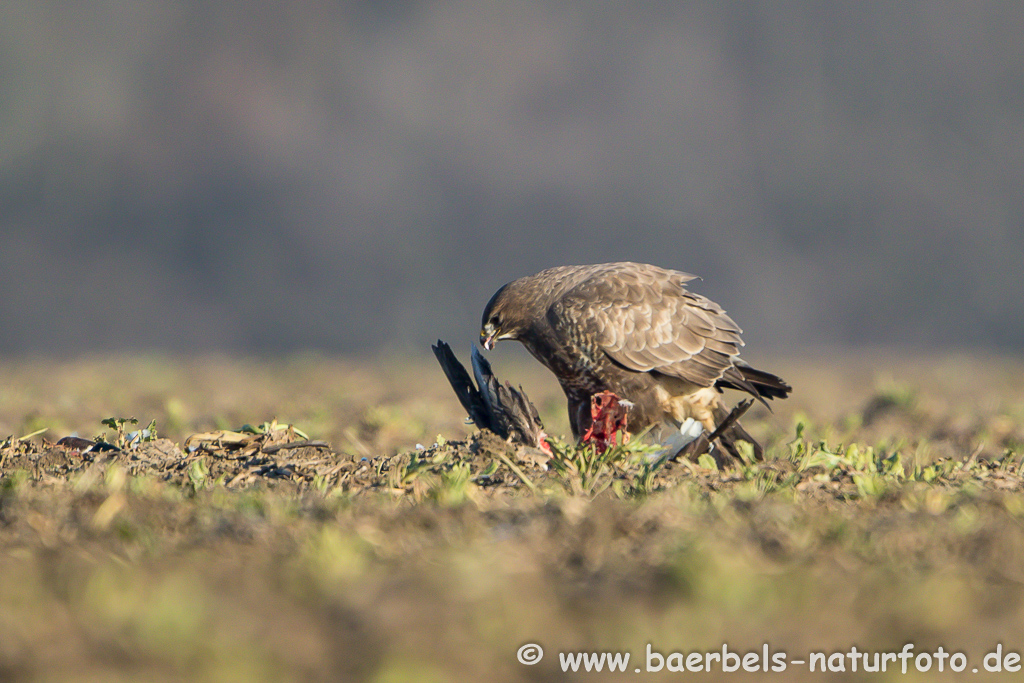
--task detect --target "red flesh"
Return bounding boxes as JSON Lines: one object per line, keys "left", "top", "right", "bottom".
{"left": 581, "top": 391, "right": 630, "bottom": 454}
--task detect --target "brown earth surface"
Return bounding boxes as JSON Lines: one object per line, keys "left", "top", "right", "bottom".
{"left": 0, "top": 351, "right": 1023, "bottom": 681}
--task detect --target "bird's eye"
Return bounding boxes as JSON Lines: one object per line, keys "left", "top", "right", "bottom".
{"left": 489, "top": 315, "right": 499, "bottom": 327}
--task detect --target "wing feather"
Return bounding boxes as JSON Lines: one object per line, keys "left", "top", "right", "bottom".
{"left": 555, "top": 262, "right": 744, "bottom": 387}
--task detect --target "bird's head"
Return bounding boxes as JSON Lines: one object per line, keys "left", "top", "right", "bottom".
{"left": 480, "top": 282, "right": 528, "bottom": 350}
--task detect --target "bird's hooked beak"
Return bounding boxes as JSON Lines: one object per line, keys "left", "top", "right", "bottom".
{"left": 480, "top": 324, "right": 498, "bottom": 350}
{"left": 481, "top": 321, "right": 514, "bottom": 350}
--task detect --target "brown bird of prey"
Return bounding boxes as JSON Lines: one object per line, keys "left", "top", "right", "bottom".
{"left": 480, "top": 262, "right": 790, "bottom": 459}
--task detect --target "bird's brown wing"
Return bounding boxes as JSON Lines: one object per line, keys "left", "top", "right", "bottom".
{"left": 554, "top": 263, "right": 744, "bottom": 387}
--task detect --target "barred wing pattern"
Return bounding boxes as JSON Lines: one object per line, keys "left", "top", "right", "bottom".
{"left": 554, "top": 263, "right": 745, "bottom": 387}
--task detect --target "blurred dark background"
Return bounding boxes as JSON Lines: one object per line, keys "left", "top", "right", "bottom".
{"left": 2, "top": 2, "right": 1022, "bottom": 355}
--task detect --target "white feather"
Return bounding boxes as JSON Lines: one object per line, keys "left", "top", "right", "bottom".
{"left": 647, "top": 418, "right": 708, "bottom": 462}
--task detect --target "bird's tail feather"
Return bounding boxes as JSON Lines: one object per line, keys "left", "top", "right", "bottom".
{"left": 716, "top": 363, "right": 791, "bottom": 407}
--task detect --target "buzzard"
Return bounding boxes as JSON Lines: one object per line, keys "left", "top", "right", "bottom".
{"left": 480, "top": 262, "right": 790, "bottom": 459}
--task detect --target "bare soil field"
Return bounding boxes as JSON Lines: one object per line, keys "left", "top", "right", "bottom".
{"left": 1, "top": 351, "right": 1023, "bottom": 682}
